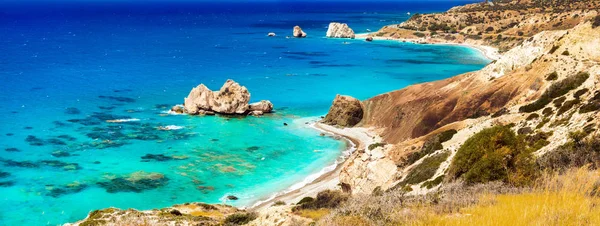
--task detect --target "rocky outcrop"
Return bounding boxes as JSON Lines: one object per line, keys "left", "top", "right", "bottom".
{"left": 322, "top": 95, "right": 363, "bottom": 127}
{"left": 182, "top": 79, "right": 272, "bottom": 116}
{"left": 365, "top": 36, "right": 373, "bottom": 42}
{"left": 293, "top": 26, "right": 307, "bottom": 38}
{"left": 268, "top": 32, "right": 276, "bottom": 37}
{"left": 326, "top": 22, "right": 355, "bottom": 39}
{"left": 249, "top": 100, "right": 274, "bottom": 115}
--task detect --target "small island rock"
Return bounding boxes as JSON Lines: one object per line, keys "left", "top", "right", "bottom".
{"left": 322, "top": 94, "right": 364, "bottom": 127}
{"left": 181, "top": 79, "right": 273, "bottom": 116}
{"left": 268, "top": 32, "right": 276, "bottom": 37}
{"left": 366, "top": 36, "right": 373, "bottom": 42}
{"left": 326, "top": 22, "right": 355, "bottom": 39}
{"left": 293, "top": 26, "right": 307, "bottom": 38}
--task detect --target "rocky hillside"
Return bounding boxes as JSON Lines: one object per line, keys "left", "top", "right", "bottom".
{"left": 371, "top": 0, "right": 600, "bottom": 52}
{"left": 335, "top": 14, "right": 600, "bottom": 195}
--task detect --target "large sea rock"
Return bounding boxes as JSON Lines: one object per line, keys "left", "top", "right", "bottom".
{"left": 293, "top": 26, "right": 307, "bottom": 38}
{"left": 183, "top": 79, "right": 271, "bottom": 116}
{"left": 322, "top": 94, "right": 363, "bottom": 127}
{"left": 326, "top": 22, "right": 355, "bottom": 39}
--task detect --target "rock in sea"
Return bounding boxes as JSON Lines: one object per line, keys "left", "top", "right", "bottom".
{"left": 322, "top": 94, "right": 364, "bottom": 127}
{"left": 180, "top": 79, "right": 273, "bottom": 116}
{"left": 326, "top": 22, "right": 355, "bottom": 39}
{"left": 268, "top": 32, "right": 276, "bottom": 37}
{"left": 293, "top": 25, "right": 307, "bottom": 38}
{"left": 366, "top": 36, "right": 373, "bottom": 42}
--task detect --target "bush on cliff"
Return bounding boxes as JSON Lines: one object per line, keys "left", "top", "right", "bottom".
{"left": 401, "top": 151, "right": 450, "bottom": 186}
{"left": 293, "top": 190, "right": 348, "bottom": 211}
{"left": 448, "top": 126, "right": 537, "bottom": 186}
{"left": 519, "top": 72, "right": 589, "bottom": 113}
{"left": 593, "top": 15, "right": 600, "bottom": 28}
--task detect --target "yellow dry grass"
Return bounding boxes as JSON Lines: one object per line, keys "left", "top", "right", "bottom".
{"left": 419, "top": 168, "right": 600, "bottom": 226}
{"left": 296, "top": 209, "right": 331, "bottom": 221}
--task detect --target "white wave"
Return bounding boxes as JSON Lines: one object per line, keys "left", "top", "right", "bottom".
{"left": 105, "top": 118, "right": 140, "bottom": 123}
{"left": 158, "top": 125, "right": 184, "bottom": 130}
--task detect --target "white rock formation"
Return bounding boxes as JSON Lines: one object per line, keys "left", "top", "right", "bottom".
{"left": 182, "top": 79, "right": 272, "bottom": 116}
{"left": 326, "top": 22, "right": 355, "bottom": 39}
{"left": 293, "top": 26, "right": 307, "bottom": 38}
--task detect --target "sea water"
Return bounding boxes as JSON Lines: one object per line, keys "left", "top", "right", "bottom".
{"left": 0, "top": 1, "right": 486, "bottom": 225}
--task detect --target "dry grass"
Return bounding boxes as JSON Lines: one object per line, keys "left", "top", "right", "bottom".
{"left": 420, "top": 168, "right": 600, "bottom": 226}
{"left": 295, "top": 209, "right": 331, "bottom": 221}
{"left": 319, "top": 168, "right": 600, "bottom": 226}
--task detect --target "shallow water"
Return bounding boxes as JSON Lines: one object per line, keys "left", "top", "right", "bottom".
{"left": 0, "top": 1, "right": 486, "bottom": 225}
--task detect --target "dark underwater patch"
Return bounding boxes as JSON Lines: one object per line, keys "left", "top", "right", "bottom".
{"left": 310, "top": 73, "right": 328, "bottom": 77}
{"left": 6, "top": 133, "right": 14, "bottom": 136}
{"left": 3, "top": 159, "right": 39, "bottom": 168}
{"left": 385, "top": 59, "right": 449, "bottom": 65}
{"left": 40, "top": 160, "right": 81, "bottom": 171}
{"left": 0, "top": 171, "right": 10, "bottom": 179}
{"left": 99, "top": 106, "right": 116, "bottom": 110}
{"left": 5, "top": 148, "right": 20, "bottom": 152}
{"left": 98, "top": 95, "right": 136, "bottom": 103}
{"left": 0, "top": 181, "right": 15, "bottom": 187}
{"left": 113, "top": 89, "right": 133, "bottom": 93}
{"left": 65, "top": 107, "right": 81, "bottom": 115}
{"left": 97, "top": 173, "right": 169, "bottom": 193}
{"left": 57, "top": 134, "right": 77, "bottom": 141}
{"left": 310, "top": 63, "right": 355, "bottom": 68}
{"left": 140, "top": 154, "right": 183, "bottom": 162}
{"left": 53, "top": 121, "right": 68, "bottom": 127}
{"left": 46, "top": 138, "right": 67, "bottom": 145}
{"left": 24, "top": 126, "right": 33, "bottom": 130}
{"left": 46, "top": 183, "right": 88, "bottom": 197}
{"left": 25, "top": 135, "right": 45, "bottom": 146}
{"left": 51, "top": 150, "right": 71, "bottom": 158}
{"left": 282, "top": 51, "right": 329, "bottom": 57}
{"left": 246, "top": 146, "right": 260, "bottom": 152}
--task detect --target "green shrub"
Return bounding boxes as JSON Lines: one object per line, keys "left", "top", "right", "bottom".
{"left": 593, "top": 15, "right": 600, "bottom": 28}
{"left": 553, "top": 96, "right": 566, "bottom": 108}
{"left": 526, "top": 113, "right": 539, "bottom": 121}
{"left": 491, "top": 108, "right": 509, "bottom": 118}
{"left": 556, "top": 99, "right": 580, "bottom": 116}
{"left": 448, "top": 126, "right": 537, "bottom": 186}
{"left": 272, "top": 201, "right": 286, "bottom": 206}
{"left": 538, "top": 133, "right": 600, "bottom": 171}
{"left": 413, "top": 32, "right": 426, "bottom": 38}
{"left": 519, "top": 72, "right": 589, "bottom": 113}
{"left": 561, "top": 50, "right": 570, "bottom": 56}
{"left": 401, "top": 151, "right": 450, "bottom": 185}
{"left": 579, "top": 91, "right": 600, "bottom": 114}
{"left": 368, "top": 142, "right": 386, "bottom": 150}
{"left": 402, "top": 130, "right": 456, "bottom": 167}
{"left": 293, "top": 190, "right": 348, "bottom": 211}
{"left": 549, "top": 45, "right": 560, "bottom": 54}
{"left": 297, "top": 197, "right": 314, "bottom": 205}
{"left": 545, "top": 71, "right": 558, "bottom": 81}
{"left": 421, "top": 175, "right": 444, "bottom": 189}
{"left": 224, "top": 212, "right": 258, "bottom": 225}
{"left": 542, "top": 107, "right": 554, "bottom": 116}
{"left": 574, "top": 88, "right": 589, "bottom": 99}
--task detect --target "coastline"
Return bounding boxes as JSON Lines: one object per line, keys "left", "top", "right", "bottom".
{"left": 356, "top": 33, "right": 501, "bottom": 61}
{"left": 249, "top": 121, "right": 373, "bottom": 211}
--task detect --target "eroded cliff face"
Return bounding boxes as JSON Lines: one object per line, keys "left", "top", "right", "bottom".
{"left": 339, "top": 20, "right": 600, "bottom": 194}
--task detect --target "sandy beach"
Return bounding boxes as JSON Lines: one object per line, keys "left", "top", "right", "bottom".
{"left": 356, "top": 33, "right": 501, "bottom": 61}
{"left": 250, "top": 122, "right": 376, "bottom": 211}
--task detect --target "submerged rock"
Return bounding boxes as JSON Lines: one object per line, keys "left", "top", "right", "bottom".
{"left": 293, "top": 25, "right": 307, "bottom": 38}
{"left": 322, "top": 94, "right": 364, "bottom": 127}
{"left": 97, "top": 171, "right": 169, "bottom": 193}
{"left": 326, "top": 22, "right": 355, "bottom": 39}
{"left": 181, "top": 79, "right": 273, "bottom": 116}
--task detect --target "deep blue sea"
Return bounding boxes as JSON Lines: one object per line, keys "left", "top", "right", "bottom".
{"left": 0, "top": 1, "right": 485, "bottom": 225}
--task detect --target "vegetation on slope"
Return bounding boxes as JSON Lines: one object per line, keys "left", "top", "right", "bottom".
{"left": 447, "top": 126, "right": 537, "bottom": 186}
{"left": 519, "top": 72, "right": 589, "bottom": 113}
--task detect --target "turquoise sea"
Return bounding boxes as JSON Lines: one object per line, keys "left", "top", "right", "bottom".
{"left": 0, "top": 1, "right": 486, "bottom": 225}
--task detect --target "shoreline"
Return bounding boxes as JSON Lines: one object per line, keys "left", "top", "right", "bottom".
{"left": 249, "top": 121, "right": 370, "bottom": 211}
{"left": 356, "top": 33, "right": 501, "bottom": 61}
